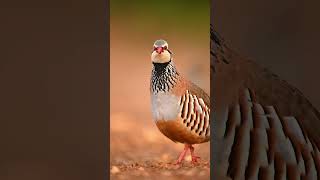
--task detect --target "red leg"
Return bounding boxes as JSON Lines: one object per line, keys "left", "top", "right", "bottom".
{"left": 174, "top": 144, "right": 191, "bottom": 165}
{"left": 190, "top": 145, "right": 200, "bottom": 164}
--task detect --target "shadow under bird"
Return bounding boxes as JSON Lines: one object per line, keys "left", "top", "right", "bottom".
{"left": 150, "top": 39, "right": 210, "bottom": 165}
{"left": 211, "top": 25, "right": 320, "bottom": 179}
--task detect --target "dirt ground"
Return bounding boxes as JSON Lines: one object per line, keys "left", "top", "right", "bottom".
{"left": 110, "top": 115, "right": 210, "bottom": 180}
{"left": 110, "top": 28, "right": 210, "bottom": 180}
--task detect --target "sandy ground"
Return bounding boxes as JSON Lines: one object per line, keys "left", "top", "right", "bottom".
{"left": 110, "top": 114, "right": 210, "bottom": 180}
{"left": 110, "top": 28, "right": 210, "bottom": 179}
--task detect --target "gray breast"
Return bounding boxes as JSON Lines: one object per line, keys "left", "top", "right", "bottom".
{"left": 151, "top": 92, "right": 181, "bottom": 121}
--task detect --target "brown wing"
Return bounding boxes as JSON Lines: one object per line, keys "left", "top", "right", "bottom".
{"left": 178, "top": 89, "right": 210, "bottom": 143}
{"left": 212, "top": 25, "right": 320, "bottom": 179}
{"left": 187, "top": 80, "right": 211, "bottom": 109}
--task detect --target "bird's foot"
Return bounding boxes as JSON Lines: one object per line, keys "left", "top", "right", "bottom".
{"left": 189, "top": 145, "right": 200, "bottom": 165}
{"left": 173, "top": 158, "right": 183, "bottom": 165}
{"left": 172, "top": 159, "right": 185, "bottom": 169}
{"left": 174, "top": 144, "right": 202, "bottom": 166}
{"left": 174, "top": 144, "right": 190, "bottom": 165}
{"left": 191, "top": 155, "right": 200, "bottom": 164}
{"left": 173, "top": 161, "right": 183, "bottom": 167}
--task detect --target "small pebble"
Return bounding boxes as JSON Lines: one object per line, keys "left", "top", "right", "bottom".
{"left": 111, "top": 166, "right": 120, "bottom": 174}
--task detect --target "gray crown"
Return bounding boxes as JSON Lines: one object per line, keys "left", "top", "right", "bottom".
{"left": 154, "top": 39, "right": 168, "bottom": 47}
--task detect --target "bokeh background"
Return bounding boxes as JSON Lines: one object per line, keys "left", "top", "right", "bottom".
{"left": 213, "top": 0, "right": 320, "bottom": 111}
{"left": 110, "top": 0, "right": 210, "bottom": 179}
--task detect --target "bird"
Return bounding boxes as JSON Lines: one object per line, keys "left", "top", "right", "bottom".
{"left": 149, "top": 39, "right": 210, "bottom": 165}
{"left": 211, "top": 25, "right": 320, "bottom": 179}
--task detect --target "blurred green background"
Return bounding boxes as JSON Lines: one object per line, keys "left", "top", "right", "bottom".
{"left": 110, "top": 0, "right": 209, "bottom": 43}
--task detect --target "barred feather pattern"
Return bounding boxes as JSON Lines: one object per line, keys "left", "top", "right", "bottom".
{"left": 179, "top": 90, "right": 211, "bottom": 138}
{"left": 215, "top": 88, "right": 320, "bottom": 180}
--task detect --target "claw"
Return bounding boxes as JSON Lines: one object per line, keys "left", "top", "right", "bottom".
{"left": 173, "top": 160, "right": 183, "bottom": 166}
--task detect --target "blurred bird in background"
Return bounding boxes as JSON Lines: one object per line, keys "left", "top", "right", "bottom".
{"left": 211, "top": 25, "right": 320, "bottom": 179}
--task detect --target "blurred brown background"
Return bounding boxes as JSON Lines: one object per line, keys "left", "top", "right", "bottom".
{"left": 110, "top": 0, "right": 210, "bottom": 179}
{"left": 213, "top": 0, "right": 320, "bottom": 110}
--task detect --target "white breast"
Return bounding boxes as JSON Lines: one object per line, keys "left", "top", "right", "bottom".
{"left": 151, "top": 92, "right": 181, "bottom": 121}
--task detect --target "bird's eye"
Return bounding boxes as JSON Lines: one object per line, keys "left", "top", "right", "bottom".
{"left": 163, "top": 46, "right": 167, "bottom": 50}
{"left": 153, "top": 47, "right": 157, "bottom": 50}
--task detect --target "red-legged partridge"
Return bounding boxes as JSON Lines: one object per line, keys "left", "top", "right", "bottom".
{"left": 212, "top": 25, "right": 320, "bottom": 179}
{"left": 150, "top": 39, "right": 210, "bottom": 164}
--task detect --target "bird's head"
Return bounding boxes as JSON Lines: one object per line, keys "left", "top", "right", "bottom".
{"left": 151, "top": 39, "right": 172, "bottom": 63}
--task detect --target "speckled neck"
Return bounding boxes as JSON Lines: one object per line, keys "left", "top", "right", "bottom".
{"left": 151, "top": 60, "right": 180, "bottom": 94}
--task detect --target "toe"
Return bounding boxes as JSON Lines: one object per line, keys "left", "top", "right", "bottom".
{"left": 191, "top": 156, "right": 200, "bottom": 163}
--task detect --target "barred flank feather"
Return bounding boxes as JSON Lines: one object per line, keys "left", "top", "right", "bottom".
{"left": 179, "top": 90, "right": 210, "bottom": 138}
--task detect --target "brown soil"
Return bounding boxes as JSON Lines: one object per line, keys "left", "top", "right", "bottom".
{"left": 110, "top": 112, "right": 210, "bottom": 180}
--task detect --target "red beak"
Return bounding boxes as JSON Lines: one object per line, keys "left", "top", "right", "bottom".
{"left": 156, "top": 47, "right": 164, "bottom": 54}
